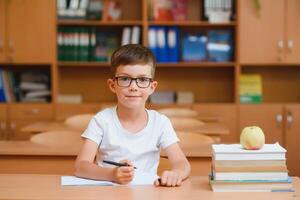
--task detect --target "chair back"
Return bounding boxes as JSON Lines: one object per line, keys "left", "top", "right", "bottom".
{"left": 64, "top": 114, "right": 94, "bottom": 132}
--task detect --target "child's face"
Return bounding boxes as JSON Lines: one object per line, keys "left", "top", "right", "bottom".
{"left": 107, "top": 64, "right": 157, "bottom": 109}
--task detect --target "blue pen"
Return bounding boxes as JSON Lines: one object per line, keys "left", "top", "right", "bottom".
{"left": 103, "top": 160, "right": 137, "bottom": 169}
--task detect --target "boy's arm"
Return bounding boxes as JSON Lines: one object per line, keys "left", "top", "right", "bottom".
{"left": 157, "top": 143, "right": 191, "bottom": 186}
{"left": 75, "top": 139, "right": 134, "bottom": 184}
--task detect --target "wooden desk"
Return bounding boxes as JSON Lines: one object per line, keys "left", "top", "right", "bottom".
{"left": 0, "top": 174, "right": 298, "bottom": 200}
{"left": 0, "top": 141, "right": 212, "bottom": 176}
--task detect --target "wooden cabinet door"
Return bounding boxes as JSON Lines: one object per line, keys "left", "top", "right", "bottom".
{"left": 285, "top": 0, "right": 300, "bottom": 64}
{"left": 0, "top": 0, "right": 6, "bottom": 62}
{"left": 0, "top": 104, "right": 8, "bottom": 140}
{"left": 285, "top": 104, "right": 300, "bottom": 176}
{"left": 6, "top": 0, "right": 55, "bottom": 63}
{"left": 239, "top": 104, "right": 284, "bottom": 145}
{"left": 239, "top": 0, "right": 285, "bottom": 64}
{"left": 192, "top": 104, "right": 237, "bottom": 143}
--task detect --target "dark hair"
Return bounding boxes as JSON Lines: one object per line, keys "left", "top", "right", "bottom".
{"left": 110, "top": 44, "right": 156, "bottom": 78}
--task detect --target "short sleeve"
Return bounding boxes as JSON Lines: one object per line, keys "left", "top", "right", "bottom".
{"left": 81, "top": 116, "right": 104, "bottom": 145}
{"left": 158, "top": 116, "right": 179, "bottom": 149}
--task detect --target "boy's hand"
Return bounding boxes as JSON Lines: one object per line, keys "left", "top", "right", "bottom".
{"left": 154, "top": 170, "right": 182, "bottom": 187}
{"left": 112, "top": 159, "right": 135, "bottom": 184}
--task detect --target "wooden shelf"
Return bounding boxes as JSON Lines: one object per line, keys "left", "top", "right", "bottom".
{"left": 58, "top": 62, "right": 235, "bottom": 68}
{"left": 157, "top": 62, "right": 235, "bottom": 68}
{"left": 58, "top": 62, "right": 110, "bottom": 68}
{"left": 148, "top": 21, "right": 236, "bottom": 27}
{"left": 240, "top": 63, "right": 300, "bottom": 67}
{"left": 57, "top": 20, "right": 143, "bottom": 26}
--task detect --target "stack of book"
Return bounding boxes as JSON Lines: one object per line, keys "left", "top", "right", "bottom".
{"left": 210, "top": 143, "right": 294, "bottom": 192}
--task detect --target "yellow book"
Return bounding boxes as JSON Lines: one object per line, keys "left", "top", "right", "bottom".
{"left": 239, "top": 74, "right": 262, "bottom": 103}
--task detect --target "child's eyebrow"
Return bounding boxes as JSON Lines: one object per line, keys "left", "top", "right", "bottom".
{"left": 115, "top": 73, "right": 151, "bottom": 78}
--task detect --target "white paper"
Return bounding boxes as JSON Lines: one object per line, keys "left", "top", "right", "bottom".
{"left": 61, "top": 171, "right": 159, "bottom": 186}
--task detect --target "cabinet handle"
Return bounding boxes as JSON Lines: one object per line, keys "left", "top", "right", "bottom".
{"left": 0, "top": 39, "right": 3, "bottom": 51}
{"left": 8, "top": 39, "right": 14, "bottom": 52}
{"left": 276, "top": 114, "right": 282, "bottom": 128}
{"left": 287, "top": 40, "right": 294, "bottom": 53}
{"left": 277, "top": 40, "right": 284, "bottom": 51}
{"left": 286, "top": 111, "right": 293, "bottom": 129}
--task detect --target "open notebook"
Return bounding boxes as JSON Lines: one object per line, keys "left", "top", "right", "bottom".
{"left": 61, "top": 171, "right": 159, "bottom": 186}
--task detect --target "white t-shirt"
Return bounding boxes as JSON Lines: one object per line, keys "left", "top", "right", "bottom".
{"left": 81, "top": 107, "right": 179, "bottom": 174}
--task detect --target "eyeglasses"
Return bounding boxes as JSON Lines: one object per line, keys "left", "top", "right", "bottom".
{"left": 114, "top": 76, "right": 153, "bottom": 88}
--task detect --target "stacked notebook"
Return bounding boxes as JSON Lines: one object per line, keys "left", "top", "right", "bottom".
{"left": 210, "top": 143, "right": 294, "bottom": 192}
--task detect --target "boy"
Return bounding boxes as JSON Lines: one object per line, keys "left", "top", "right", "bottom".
{"left": 75, "top": 44, "right": 190, "bottom": 187}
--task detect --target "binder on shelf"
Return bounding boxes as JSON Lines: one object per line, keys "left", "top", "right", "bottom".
{"left": 148, "top": 26, "right": 158, "bottom": 61}
{"left": 131, "top": 26, "right": 141, "bottom": 44}
{"left": 167, "top": 26, "right": 179, "bottom": 62}
{"left": 0, "top": 70, "right": 6, "bottom": 102}
{"left": 121, "top": 27, "right": 131, "bottom": 46}
{"left": 156, "top": 26, "right": 168, "bottom": 63}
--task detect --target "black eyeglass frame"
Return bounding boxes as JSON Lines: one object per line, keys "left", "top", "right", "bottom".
{"left": 114, "top": 76, "right": 153, "bottom": 88}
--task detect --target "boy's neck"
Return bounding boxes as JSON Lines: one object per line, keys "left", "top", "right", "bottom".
{"left": 116, "top": 104, "right": 149, "bottom": 133}
{"left": 116, "top": 104, "right": 146, "bottom": 121}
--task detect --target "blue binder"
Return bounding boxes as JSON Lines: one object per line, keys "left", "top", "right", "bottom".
{"left": 156, "top": 26, "right": 168, "bottom": 63}
{"left": 167, "top": 26, "right": 179, "bottom": 62}
{"left": 0, "top": 70, "right": 6, "bottom": 102}
{"left": 148, "top": 26, "right": 159, "bottom": 61}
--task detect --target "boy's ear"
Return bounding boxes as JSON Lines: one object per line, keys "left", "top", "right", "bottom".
{"left": 107, "top": 78, "right": 116, "bottom": 93}
{"left": 149, "top": 81, "right": 158, "bottom": 94}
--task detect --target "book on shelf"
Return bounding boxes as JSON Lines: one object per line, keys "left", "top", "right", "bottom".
{"left": 149, "top": 91, "right": 176, "bottom": 104}
{"left": 176, "top": 91, "right": 194, "bottom": 104}
{"left": 210, "top": 175, "right": 294, "bottom": 192}
{"left": 151, "top": 0, "right": 187, "bottom": 21}
{"left": 207, "top": 29, "right": 233, "bottom": 62}
{"left": 57, "top": 94, "right": 83, "bottom": 104}
{"left": 240, "top": 74, "right": 263, "bottom": 103}
{"left": 86, "top": 0, "right": 104, "bottom": 20}
{"left": 212, "top": 143, "right": 286, "bottom": 161}
{"left": 181, "top": 33, "right": 207, "bottom": 62}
